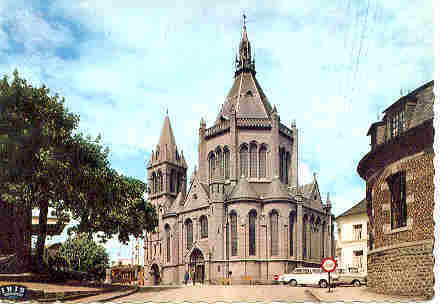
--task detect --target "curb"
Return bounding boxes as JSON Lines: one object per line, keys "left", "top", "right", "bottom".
{"left": 95, "top": 286, "right": 139, "bottom": 302}
{"left": 304, "top": 289, "right": 322, "bottom": 302}
{"left": 31, "top": 286, "right": 135, "bottom": 302}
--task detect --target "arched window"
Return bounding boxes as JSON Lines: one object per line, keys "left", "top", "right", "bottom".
{"left": 230, "top": 211, "right": 238, "bottom": 256}
{"left": 209, "top": 152, "right": 216, "bottom": 180}
{"left": 259, "top": 145, "right": 267, "bottom": 178}
{"left": 170, "top": 169, "right": 176, "bottom": 193}
{"left": 285, "top": 152, "right": 290, "bottom": 184}
{"left": 289, "top": 211, "right": 295, "bottom": 256}
{"left": 158, "top": 171, "right": 163, "bottom": 192}
{"left": 185, "top": 219, "right": 193, "bottom": 250}
{"left": 316, "top": 217, "right": 321, "bottom": 259}
{"left": 309, "top": 215, "right": 315, "bottom": 258}
{"left": 216, "top": 147, "right": 222, "bottom": 178}
{"left": 303, "top": 215, "right": 308, "bottom": 258}
{"left": 165, "top": 224, "right": 171, "bottom": 262}
{"left": 200, "top": 215, "right": 208, "bottom": 238}
{"left": 152, "top": 172, "right": 156, "bottom": 193}
{"left": 177, "top": 172, "right": 182, "bottom": 193}
{"left": 270, "top": 210, "right": 279, "bottom": 256}
{"left": 249, "top": 142, "right": 258, "bottom": 178}
{"left": 249, "top": 210, "right": 257, "bottom": 256}
{"left": 218, "top": 149, "right": 224, "bottom": 178}
{"left": 156, "top": 148, "right": 160, "bottom": 160}
{"left": 224, "top": 147, "right": 230, "bottom": 180}
{"left": 240, "top": 145, "right": 248, "bottom": 178}
{"left": 279, "top": 148, "right": 285, "bottom": 182}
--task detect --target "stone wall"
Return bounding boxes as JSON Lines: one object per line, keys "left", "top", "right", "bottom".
{"left": 367, "top": 240, "right": 434, "bottom": 299}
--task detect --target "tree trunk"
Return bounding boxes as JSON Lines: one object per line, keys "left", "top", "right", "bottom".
{"left": 12, "top": 204, "right": 29, "bottom": 272}
{"left": 35, "top": 199, "right": 49, "bottom": 269}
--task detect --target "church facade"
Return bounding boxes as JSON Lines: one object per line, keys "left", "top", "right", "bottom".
{"left": 144, "top": 20, "right": 335, "bottom": 285}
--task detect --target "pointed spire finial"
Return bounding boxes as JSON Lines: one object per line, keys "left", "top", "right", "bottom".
{"left": 313, "top": 172, "right": 317, "bottom": 181}
{"left": 243, "top": 13, "right": 247, "bottom": 29}
{"left": 326, "top": 192, "right": 330, "bottom": 203}
{"left": 166, "top": 108, "right": 168, "bottom": 115}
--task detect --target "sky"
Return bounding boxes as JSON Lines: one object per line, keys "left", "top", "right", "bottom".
{"left": 2, "top": 1, "right": 435, "bottom": 263}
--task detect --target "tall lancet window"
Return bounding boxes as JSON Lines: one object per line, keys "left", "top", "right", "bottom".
{"left": 303, "top": 215, "right": 308, "bottom": 258}
{"left": 279, "top": 148, "right": 285, "bottom": 182}
{"left": 230, "top": 211, "right": 238, "bottom": 256}
{"left": 170, "top": 169, "right": 176, "bottom": 193}
{"left": 250, "top": 142, "right": 258, "bottom": 178}
{"left": 249, "top": 210, "right": 257, "bottom": 256}
{"left": 152, "top": 172, "right": 157, "bottom": 193}
{"left": 209, "top": 152, "right": 216, "bottom": 180}
{"left": 158, "top": 171, "right": 163, "bottom": 192}
{"left": 240, "top": 145, "right": 248, "bottom": 178}
{"left": 200, "top": 215, "right": 208, "bottom": 239}
{"left": 216, "top": 147, "right": 222, "bottom": 177}
{"left": 218, "top": 149, "right": 224, "bottom": 178}
{"left": 224, "top": 147, "right": 230, "bottom": 180}
{"left": 270, "top": 210, "right": 279, "bottom": 256}
{"left": 285, "top": 152, "right": 290, "bottom": 184}
{"left": 185, "top": 219, "right": 193, "bottom": 250}
{"left": 259, "top": 145, "right": 267, "bottom": 178}
{"left": 165, "top": 224, "right": 171, "bottom": 263}
{"left": 289, "top": 211, "right": 295, "bottom": 256}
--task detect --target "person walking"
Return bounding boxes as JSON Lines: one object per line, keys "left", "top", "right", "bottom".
{"left": 184, "top": 270, "right": 189, "bottom": 286}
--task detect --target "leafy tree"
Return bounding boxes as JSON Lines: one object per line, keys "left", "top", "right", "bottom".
{"left": 57, "top": 233, "right": 110, "bottom": 279}
{"left": 0, "top": 71, "right": 157, "bottom": 271}
{"left": 0, "top": 70, "right": 78, "bottom": 270}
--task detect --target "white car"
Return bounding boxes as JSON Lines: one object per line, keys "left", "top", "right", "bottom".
{"left": 277, "top": 267, "right": 338, "bottom": 288}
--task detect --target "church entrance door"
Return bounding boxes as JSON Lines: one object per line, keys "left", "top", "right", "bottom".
{"left": 190, "top": 248, "right": 204, "bottom": 283}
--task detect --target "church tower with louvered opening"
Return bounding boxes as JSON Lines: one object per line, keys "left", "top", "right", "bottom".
{"left": 144, "top": 15, "right": 334, "bottom": 285}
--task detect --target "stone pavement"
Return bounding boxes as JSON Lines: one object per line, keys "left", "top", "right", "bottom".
{"left": 308, "top": 286, "right": 428, "bottom": 302}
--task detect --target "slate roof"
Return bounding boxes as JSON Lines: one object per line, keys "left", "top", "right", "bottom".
{"left": 263, "top": 177, "right": 292, "bottom": 200}
{"left": 299, "top": 182, "right": 315, "bottom": 199}
{"left": 158, "top": 115, "right": 177, "bottom": 150}
{"left": 407, "top": 81, "right": 434, "bottom": 129}
{"left": 228, "top": 176, "right": 259, "bottom": 201}
{"left": 217, "top": 24, "right": 273, "bottom": 122}
{"left": 336, "top": 199, "right": 366, "bottom": 219}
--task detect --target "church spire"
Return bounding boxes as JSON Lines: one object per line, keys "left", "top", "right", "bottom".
{"left": 235, "top": 13, "right": 255, "bottom": 76}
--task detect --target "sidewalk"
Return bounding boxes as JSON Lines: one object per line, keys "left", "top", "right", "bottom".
{"left": 0, "top": 280, "right": 135, "bottom": 302}
{"left": 308, "top": 286, "right": 427, "bottom": 302}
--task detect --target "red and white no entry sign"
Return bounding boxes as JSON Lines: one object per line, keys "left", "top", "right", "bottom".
{"left": 321, "top": 257, "right": 337, "bottom": 272}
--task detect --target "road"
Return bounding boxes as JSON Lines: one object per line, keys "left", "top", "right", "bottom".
{"left": 111, "top": 285, "right": 318, "bottom": 303}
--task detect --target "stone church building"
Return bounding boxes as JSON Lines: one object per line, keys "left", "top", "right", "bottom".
{"left": 144, "top": 20, "right": 335, "bottom": 285}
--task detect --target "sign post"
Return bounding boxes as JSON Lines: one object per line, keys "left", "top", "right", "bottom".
{"left": 321, "top": 257, "right": 337, "bottom": 293}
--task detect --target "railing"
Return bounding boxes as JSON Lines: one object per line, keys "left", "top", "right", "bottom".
{"left": 111, "top": 266, "right": 141, "bottom": 284}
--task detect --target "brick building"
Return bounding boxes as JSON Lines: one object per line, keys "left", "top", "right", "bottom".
{"left": 143, "top": 18, "right": 335, "bottom": 285}
{"left": 357, "top": 80, "right": 434, "bottom": 298}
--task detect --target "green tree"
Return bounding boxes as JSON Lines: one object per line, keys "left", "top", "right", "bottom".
{"left": 0, "top": 70, "right": 78, "bottom": 270}
{"left": 0, "top": 71, "right": 157, "bottom": 272}
{"left": 58, "top": 233, "right": 110, "bottom": 279}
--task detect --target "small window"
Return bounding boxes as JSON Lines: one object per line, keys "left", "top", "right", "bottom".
{"left": 246, "top": 90, "right": 253, "bottom": 96}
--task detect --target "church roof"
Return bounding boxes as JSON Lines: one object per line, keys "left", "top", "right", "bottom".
{"left": 299, "top": 182, "right": 315, "bottom": 198}
{"left": 263, "top": 177, "right": 292, "bottom": 200}
{"left": 216, "top": 17, "right": 273, "bottom": 122}
{"left": 228, "top": 176, "right": 259, "bottom": 201}
{"left": 158, "top": 114, "right": 177, "bottom": 150}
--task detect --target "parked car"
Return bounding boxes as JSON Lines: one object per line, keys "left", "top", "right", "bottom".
{"left": 277, "top": 267, "right": 338, "bottom": 288}
{"left": 332, "top": 268, "right": 367, "bottom": 287}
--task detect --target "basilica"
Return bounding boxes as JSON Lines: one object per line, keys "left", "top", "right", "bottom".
{"left": 144, "top": 19, "right": 335, "bottom": 285}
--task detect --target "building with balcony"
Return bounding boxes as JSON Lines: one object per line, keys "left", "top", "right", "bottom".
{"left": 357, "top": 80, "right": 434, "bottom": 298}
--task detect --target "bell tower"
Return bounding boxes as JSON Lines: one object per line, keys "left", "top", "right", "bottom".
{"left": 147, "top": 114, "right": 188, "bottom": 212}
